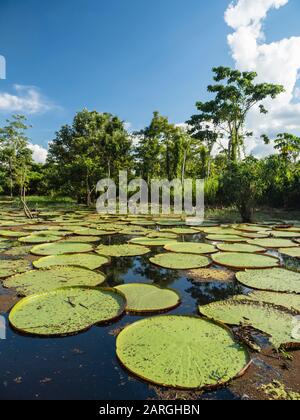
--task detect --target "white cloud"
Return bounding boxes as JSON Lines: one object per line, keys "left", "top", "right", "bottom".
{"left": 225, "top": 0, "right": 300, "bottom": 156}
{"left": 29, "top": 143, "right": 48, "bottom": 164}
{"left": 0, "top": 85, "right": 55, "bottom": 114}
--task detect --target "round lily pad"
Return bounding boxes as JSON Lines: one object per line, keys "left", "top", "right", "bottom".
{"left": 200, "top": 299, "right": 300, "bottom": 349}
{"left": 234, "top": 225, "right": 269, "bottom": 233}
{"left": 116, "top": 315, "right": 250, "bottom": 389}
{"left": 241, "top": 291, "right": 300, "bottom": 313}
{"left": 236, "top": 268, "right": 300, "bottom": 294}
{"left": 164, "top": 242, "right": 217, "bottom": 254}
{"left": 60, "top": 236, "right": 100, "bottom": 243}
{"left": 206, "top": 234, "right": 246, "bottom": 243}
{"left": 115, "top": 283, "right": 180, "bottom": 313}
{"left": 150, "top": 253, "right": 211, "bottom": 270}
{"left": 129, "top": 237, "right": 177, "bottom": 247}
{"left": 30, "top": 242, "right": 93, "bottom": 256}
{"left": 19, "top": 234, "right": 62, "bottom": 244}
{"left": 3, "top": 267, "right": 106, "bottom": 296}
{"left": 0, "top": 259, "right": 31, "bottom": 278}
{"left": 0, "top": 230, "right": 26, "bottom": 238}
{"left": 212, "top": 252, "right": 279, "bottom": 269}
{"left": 9, "top": 286, "right": 126, "bottom": 336}
{"left": 95, "top": 244, "right": 150, "bottom": 257}
{"left": 160, "top": 228, "right": 199, "bottom": 235}
{"left": 33, "top": 253, "right": 110, "bottom": 270}
{"left": 147, "top": 232, "right": 178, "bottom": 239}
{"left": 217, "top": 243, "right": 266, "bottom": 253}
{"left": 271, "top": 231, "right": 300, "bottom": 238}
{"left": 2, "top": 246, "right": 31, "bottom": 257}
{"left": 74, "top": 228, "right": 117, "bottom": 236}
{"left": 247, "top": 238, "right": 296, "bottom": 249}
{"left": 155, "top": 220, "right": 184, "bottom": 226}
{"left": 279, "top": 247, "right": 300, "bottom": 258}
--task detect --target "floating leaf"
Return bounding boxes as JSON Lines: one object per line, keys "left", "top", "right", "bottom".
{"left": 247, "top": 238, "right": 296, "bottom": 249}
{"left": 2, "top": 246, "right": 32, "bottom": 257}
{"left": 95, "top": 244, "right": 150, "bottom": 257}
{"left": 19, "top": 234, "right": 62, "bottom": 244}
{"left": 115, "top": 283, "right": 180, "bottom": 313}
{"left": 3, "top": 267, "right": 105, "bottom": 296}
{"left": 0, "top": 230, "right": 26, "bottom": 238}
{"left": 236, "top": 268, "right": 300, "bottom": 294}
{"left": 271, "top": 231, "right": 300, "bottom": 238}
{"left": 164, "top": 242, "right": 217, "bottom": 254}
{"left": 206, "top": 234, "right": 246, "bottom": 243}
{"left": 0, "top": 259, "right": 31, "bottom": 278}
{"left": 33, "top": 253, "right": 109, "bottom": 270}
{"left": 30, "top": 242, "right": 93, "bottom": 256}
{"left": 116, "top": 315, "right": 250, "bottom": 389}
{"left": 212, "top": 252, "right": 279, "bottom": 269}
{"left": 74, "top": 228, "right": 117, "bottom": 236}
{"left": 279, "top": 247, "right": 300, "bottom": 258}
{"left": 129, "top": 237, "right": 177, "bottom": 247}
{"left": 200, "top": 299, "right": 300, "bottom": 349}
{"left": 239, "top": 291, "right": 300, "bottom": 312}
{"left": 217, "top": 243, "right": 266, "bottom": 253}
{"left": 150, "top": 253, "right": 211, "bottom": 270}
{"left": 9, "top": 286, "right": 126, "bottom": 336}
{"left": 160, "top": 228, "right": 199, "bottom": 235}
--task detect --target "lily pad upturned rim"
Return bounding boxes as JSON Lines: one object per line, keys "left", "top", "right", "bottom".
{"left": 9, "top": 286, "right": 126, "bottom": 337}
{"left": 164, "top": 242, "right": 217, "bottom": 255}
{"left": 236, "top": 268, "right": 300, "bottom": 294}
{"left": 32, "top": 253, "right": 110, "bottom": 270}
{"left": 3, "top": 267, "right": 106, "bottom": 296}
{"left": 115, "top": 283, "right": 181, "bottom": 313}
{"left": 95, "top": 244, "right": 151, "bottom": 257}
{"left": 30, "top": 242, "right": 93, "bottom": 256}
{"left": 116, "top": 315, "right": 251, "bottom": 390}
{"left": 150, "top": 253, "right": 211, "bottom": 270}
{"left": 212, "top": 252, "right": 279, "bottom": 270}
{"left": 216, "top": 243, "right": 266, "bottom": 254}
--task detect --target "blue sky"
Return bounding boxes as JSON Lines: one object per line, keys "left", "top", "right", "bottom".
{"left": 1, "top": 0, "right": 300, "bottom": 160}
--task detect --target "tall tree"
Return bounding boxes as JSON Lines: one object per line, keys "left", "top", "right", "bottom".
{"left": 0, "top": 115, "right": 33, "bottom": 198}
{"left": 47, "top": 109, "right": 132, "bottom": 206}
{"left": 188, "top": 67, "right": 284, "bottom": 163}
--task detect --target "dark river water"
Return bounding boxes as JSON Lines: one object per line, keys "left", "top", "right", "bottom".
{"left": 0, "top": 233, "right": 277, "bottom": 400}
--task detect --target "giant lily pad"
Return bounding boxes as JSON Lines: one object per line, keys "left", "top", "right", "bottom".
{"left": 150, "top": 253, "right": 211, "bottom": 270}
{"left": 3, "top": 267, "right": 105, "bottom": 296}
{"left": 0, "top": 259, "right": 31, "bottom": 278}
{"left": 116, "top": 315, "right": 250, "bottom": 389}
{"left": 206, "top": 234, "right": 246, "bottom": 243}
{"left": 236, "top": 268, "right": 300, "bottom": 294}
{"left": 30, "top": 242, "right": 93, "bottom": 256}
{"left": 95, "top": 244, "right": 150, "bottom": 257}
{"left": 129, "top": 237, "right": 177, "bottom": 247}
{"left": 9, "top": 286, "right": 126, "bottom": 336}
{"left": 164, "top": 242, "right": 217, "bottom": 254}
{"left": 115, "top": 283, "right": 180, "bottom": 313}
{"left": 2, "top": 246, "right": 32, "bottom": 257}
{"left": 271, "top": 230, "right": 300, "bottom": 238}
{"left": 247, "top": 238, "right": 296, "bottom": 249}
{"left": 19, "top": 234, "right": 62, "bottom": 244}
{"left": 60, "top": 236, "right": 100, "bottom": 243}
{"left": 33, "top": 253, "right": 109, "bottom": 270}
{"left": 217, "top": 243, "right": 266, "bottom": 254}
{"left": 0, "top": 230, "right": 26, "bottom": 238}
{"left": 160, "top": 228, "right": 199, "bottom": 235}
{"left": 279, "top": 247, "right": 300, "bottom": 258}
{"left": 240, "top": 291, "right": 300, "bottom": 313}
{"left": 74, "top": 228, "right": 117, "bottom": 236}
{"left": 212, "top": 252, "right": 279, "bottom": 269}
{"left": 200, "top": 299, "right": 300, "bottom": 349}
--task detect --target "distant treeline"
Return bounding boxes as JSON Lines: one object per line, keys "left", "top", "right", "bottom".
{"left": 0, "top": 67, "right": 299, "bottom": 222}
